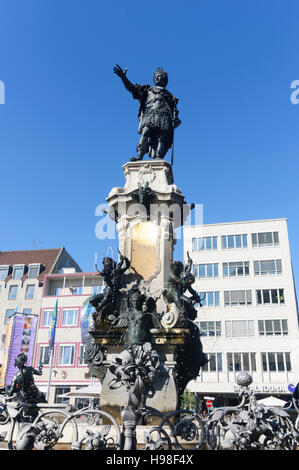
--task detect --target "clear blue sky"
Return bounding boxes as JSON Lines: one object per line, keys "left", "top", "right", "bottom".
{"left": 0, "top": 1, "right": 298, "bottom": 288}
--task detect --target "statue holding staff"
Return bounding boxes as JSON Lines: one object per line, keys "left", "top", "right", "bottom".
{"left": 113, "top": 65, "right": 181, "bottom": 162}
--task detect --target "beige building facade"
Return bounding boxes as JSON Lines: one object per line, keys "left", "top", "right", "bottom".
{"left": 34, "top": 271, "right": 103, "bottom": 403}
{"left": 0, "top": 248, "right": 81, "bottom": 365}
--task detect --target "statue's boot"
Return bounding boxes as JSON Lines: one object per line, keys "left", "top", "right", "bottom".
{"left": 133, "top": 133, "right": 150, "bottom": 161}
{"left": 155, "top": 139, "right": 167, "bottom": 160}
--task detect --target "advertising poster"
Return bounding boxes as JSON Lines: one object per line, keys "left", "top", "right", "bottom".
{"left": 80, "top": 297, "right": 95, "bottom": 345}
{"left": 0, "top": 314, "right": 37, "bottom": 387}
{"left": 0, "top": 316, "right": 14, "bottom": 388}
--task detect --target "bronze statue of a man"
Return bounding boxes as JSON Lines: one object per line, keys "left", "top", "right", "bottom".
{"left": 113, "top": 65, "right": 181, "bottom": 162}
{"left": 166, "top": 252, "right": 202, "bottom": 320}
{"left": 8, "top": 352, "right": 47, "bottom": 404}
{"left": 90, "top": 253, "right": 130, "bottom": 322}
{"left": 123, "top": 289, "right": 153, "bottom": 350}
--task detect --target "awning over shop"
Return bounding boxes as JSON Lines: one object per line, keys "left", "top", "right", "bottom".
{"left": 62, "top": 383, "right": 102, "bottom": 398}
{"left": 256, "top": 395, "right": 287, "bottom": 407}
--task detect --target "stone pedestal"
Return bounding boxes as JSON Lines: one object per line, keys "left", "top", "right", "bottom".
{"left": 89, "top": 160, "right": 196, "bottom": 422}
{"left": 106, "top": 160, "right": 191, "bottom": 297}
{"left": 92, "top": 328, "right": 190, "bottom": 421}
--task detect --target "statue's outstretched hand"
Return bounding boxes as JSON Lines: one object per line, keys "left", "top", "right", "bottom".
{"left": 113, "top": 64, "right": 128, "bottom": 79}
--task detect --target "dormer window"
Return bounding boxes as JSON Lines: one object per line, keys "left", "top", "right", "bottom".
{"left": 28, "top": 264, "right": 40, "bottom": 279}
{"left": 0, "top": 265, "right": 9, "bottom": 281}
{"left": 12, "top": 265, "right": 24, "bottom": 279}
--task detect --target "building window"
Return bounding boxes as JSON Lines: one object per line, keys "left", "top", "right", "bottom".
{"left": 8, "top": 285, "right": 18, "bottom": 300}
{"left": 252, "top": 231, "right": 279, "bottom": 248}
{"left": 192, "top": 236, "right": 217, "bottom": 251}
{"left": 54, "top": 387, "right": 70, "bottom": 404}
{"left": 202, "top": 353, "right": 223, "bottom": 372}
{"left": 39, "top": 346, "right": 50, "bottom": 365}
{"left": 199, "top": 321, "right": 221, "bottom": 337}
{"left": 92, "top": 285, "right": 102, "bottom": 295}
{"left": 223, "top": 261, "right": 249, "bottom": 277}
{"left": 258, "top": 319, "right": 288, "bottom": 336}
{"left": 262, "top": 352, "right": 291, "bottom": 372}
{"left": 70, "top": 286, "right": 82, "bottom": 295}
{"left": 221, "top": 234, "right": 247, "bottom": 249}
{"left": 199, "top": 291, "right": 220, "bottom": 307}
{"left": 224, "top": 290, "right": 252, "bottom": 307}
{"left": 0, "top": 266, "right": 9, "bottom": 280}
{"left": 193, "top": 263, "right": 219, "bottom": 279}
{"left": 75, "top": 395, "right": 92, "bottom": 409}
{"left": 28, "top": 264, "right": 40, "bottom": 278}
{"left": 256, "top": 288, "right": 285, "bottom": 305}
{"left": 43, "top": 310, "right": 53, "bottom": 327}
{"left": 25, "top": 284, "right": 35, "bottom": 299}
{"left": 62, "top": 310, "right": 78, "bottom": 327}
{"left": 225, "top": 320, "right": 254, "bottom": 337}
{"left": 12, "top": 265, "right": 24, "bottom": 279}
{"left": 52, "top": 287, "right": 61, "bottom": 296}
{"left": 4, "top": 309, "right": 15, "bottom": 324}
{"left": 79, "top": 344, "right": 87, "bottom": 365}
{"left": 192, "top": 238, "right": 197, "bottom": 251}
{"left": 254, "top": 259, "right": 282, "bottom": 276}
{"left": 1, "top": 335, "right": 6, "bottom": 350}
{"left": 58, "top": 345, "right": 75, "bottom": 365}
{"left": 23, "top": 308, "right": 32, "bottom": 315}
{"left": 227, "top": 352, "right": 256, "bottom": 372}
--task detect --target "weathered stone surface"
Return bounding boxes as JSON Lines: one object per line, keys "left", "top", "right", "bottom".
{"left": 106, "top": 160, "right": 192, "bottom": 297}
{"left": 94, "top": 328, "right": 190, "bottom": 417}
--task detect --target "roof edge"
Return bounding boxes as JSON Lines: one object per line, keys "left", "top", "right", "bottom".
{"left": 49, "top": 246, "right": 64, "bottom": 274}
{"left": 183, "top": 218, "right": 288, "bottom": 229}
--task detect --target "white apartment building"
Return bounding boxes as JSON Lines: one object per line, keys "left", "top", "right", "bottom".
{"left": 184, "top": 218, "right": 299, "bottom": 404}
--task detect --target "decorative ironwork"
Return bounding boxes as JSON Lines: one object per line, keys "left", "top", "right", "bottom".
{"left": 205, "top": 374, "right": 298, "bottom": 450}
{"left": 0, "top": 373, "right": 298, "bottom": 450}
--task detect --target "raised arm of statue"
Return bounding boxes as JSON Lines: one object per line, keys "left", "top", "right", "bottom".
{"left": 186, "top": 283, "right": 201, "bottom": 302}
{"left": 120, "top": 256, "right": 130, "bottom": 274}
{"left": 116, "top": 250, "right": 130, "bottom": 274}
{"left": 184, "top": 251, "right": 193, "bottom": 274}
{"left": 113, "top": 64, "right": 137, "bottom": 95}
{"left": 31, "top": 365, "right": 43, "bottom": 376}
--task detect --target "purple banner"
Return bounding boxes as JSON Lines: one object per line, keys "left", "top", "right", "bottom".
{"left": 5, "top": 314, "right": 37, "bottom": 386}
